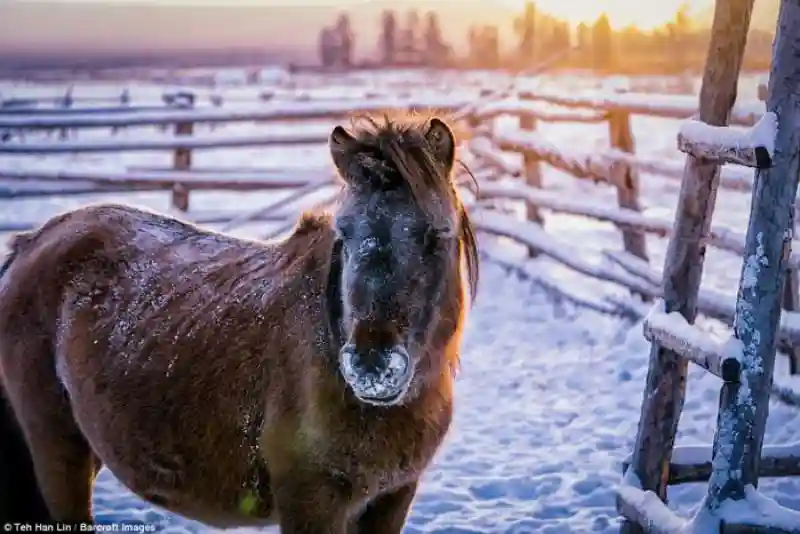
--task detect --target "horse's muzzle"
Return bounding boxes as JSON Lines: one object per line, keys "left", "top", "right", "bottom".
{"left": 338, "top": 344, "right": 413, "bottom": 406}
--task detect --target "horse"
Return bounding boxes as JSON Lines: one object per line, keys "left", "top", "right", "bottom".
{"left": 0, "top": 114, "right": 479, "bottom": 533}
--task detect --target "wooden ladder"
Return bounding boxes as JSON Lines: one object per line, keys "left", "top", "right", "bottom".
{"left": 617, "top": 0, "right": 800, "bottom": 532}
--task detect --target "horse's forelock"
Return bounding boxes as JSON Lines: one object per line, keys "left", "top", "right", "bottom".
{"left": 343, "top": 115, "right": 457, "bottom": 216}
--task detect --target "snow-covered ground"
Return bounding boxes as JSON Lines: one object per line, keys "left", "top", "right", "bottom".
{"left": 1, "top": 70, "right": 798, "bottom": 533}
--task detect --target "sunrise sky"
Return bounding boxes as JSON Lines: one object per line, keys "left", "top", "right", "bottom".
{"left": 7, "top": 0, "right": 712, "bottom": 29}
{"left": 0, "top": 0, "right": 777, "bottom": 58}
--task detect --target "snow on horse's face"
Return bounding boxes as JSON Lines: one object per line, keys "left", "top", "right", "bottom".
{"left": 328, "top": 116, "right": 477, "bottom": 406}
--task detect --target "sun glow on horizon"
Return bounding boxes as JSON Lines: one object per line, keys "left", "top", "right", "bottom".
{"left": 499, "top": 0, "right": 708, "bottom": 30}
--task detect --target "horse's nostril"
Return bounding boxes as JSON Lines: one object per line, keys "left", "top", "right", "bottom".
{"left": 387, "top": 347, "right": 410, "bottom": 375}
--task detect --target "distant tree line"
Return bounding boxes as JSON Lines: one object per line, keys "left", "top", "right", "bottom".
{"left": 317, "top": 1, "right": 774, "bottom": 74}
{"left": 319, "top": 14, "right": 354, "bottom": 68}
{"left": 318, "top": 9, "right": 452, "bottom": 69}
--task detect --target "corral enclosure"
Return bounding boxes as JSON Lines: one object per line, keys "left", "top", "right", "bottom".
{"left": 1, "top": 67, "right": 799, "bottom": 533}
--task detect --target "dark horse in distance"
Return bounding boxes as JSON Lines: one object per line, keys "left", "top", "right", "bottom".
{"left": 0, "top": 115, "right": 479, "bottom": 533}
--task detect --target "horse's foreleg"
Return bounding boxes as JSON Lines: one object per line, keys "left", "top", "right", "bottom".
{"left": 352, "top": 482, "right": 417, "bottom": 534}
{"left": 273, "top": 472, "right": 350, "bottom": 534}
{"left": 13, "top": 402, "right": 96, "bottom": 523}
{"left": 0, "top": 387, "right": 51, "bottom": 522}
{"left": 1, "top": 348, "right": 96, "bottom": 522}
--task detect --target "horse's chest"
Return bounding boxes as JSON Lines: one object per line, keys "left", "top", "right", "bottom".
{"left": 313, "top": 432, "right": 433, "bottom": 500}
{"left": 318, "top": 456, "right": 419, "bottom": 509}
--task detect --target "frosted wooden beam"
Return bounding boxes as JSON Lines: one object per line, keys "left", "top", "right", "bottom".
{"left": 517, "top": 89, "right": 763, "bottom": 126}
{"left": 0, "top": 105, "right": 164, "bottom": 116}
{"left": 468, "top": 138, "right": 523, "bottom": 177}
{"left": 717, "top": 486, "right": 800, "bottom": 533}
{"left": 642, "top": 301, "right": 742, "bottom": 381}
{"left": 771, "top": 382, "right": 800, "bottom": 408}
{"left": 0, "top": 166, "right": 327, "bottom": 190}
{"left": 480, "top": 250, "right": 640, "bottom": 319}
{"left": 0, "top": 130, "right": 331, "bottom": 154}
{"left": 0, "top": 97, "right": 469, "bottom": 129}
{"left": 473, "top": 211, "right": 659, "bottom": 296}
{"left": 475, "top": 182, "right": 800, "bottom": 270}
{"left": 474, "top": 99, "right": 609, "bottom": 123}
{"left": 757, "top": 74, "right": 770, "bottom": 102}
{"left": 677, "top": 113, "right": 777, "bottom": 168}
{"left": 603, "top": 250, "right": 661, "bottom": 286}
{"left": 671, "top": 443, "right": 800, "bottom": 485}
{"left": 489, "top": 131, "right": 616, "bottom": 185}
{"left": 219, "top": 180, "right": 334, "bottom": 232}
{"left": 0, "top": 179, "right": 157, "bottom": 200}
{"left": 618, "top": 467, "right": 800, "bottom": 533}
{"left": 482, "top": 131, "right": 764, "bottom": 196}
{"left": 621, "top": 443, "right": 800, "bottom": 486}
{"left": 616, "top": 481, "right": 687, "bottom": 534}
{"left": 261, "top": 192, "right": 341, "bottom": 241}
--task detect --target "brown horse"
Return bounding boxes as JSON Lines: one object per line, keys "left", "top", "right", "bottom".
{"left": 0, "top": 115, "right": 479, "bottom": 533}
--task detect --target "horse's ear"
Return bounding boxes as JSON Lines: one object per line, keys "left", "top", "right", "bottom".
{"left": 329, "top": 125, "right": 355, "bottom": 177}
{"left": 425, "top": 118, "right": 456, "bottom": 173}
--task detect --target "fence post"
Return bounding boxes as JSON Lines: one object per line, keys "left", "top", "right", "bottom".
{"left": 781, "top": 266, "right": 800, "bottom": 375}
{"left": 619, "top": 0, "right": 753, "bottom": 531}
{"left": 608, "top": 110, "right": 649, "bottom": 266}
{"left": 519, "top": 95, "right": 543, "bottom": 257}
{"left": 747, "top": 27, "right": 799, "bottom": 381}
{"left": 59, "top": 89, "right": 72, "bottom": 140}
{"left": 112, "top": 89, "right": 130, "bottom": 136}
{"left": 757, "top": 77, "right": 768, "bottom": 102}
{"left": 709, "top": 0, "right": 800, "bottom": 511}
{"left": 170, "top": 92, "right": 195, "bottom": 212}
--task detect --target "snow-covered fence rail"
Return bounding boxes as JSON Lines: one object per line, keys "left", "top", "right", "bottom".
{"left": 0, "top": 105, "right": 162, "bottom": 116}
{"left": 0, "top": 167, "right": 328, "bottom": 192}
{"left": 0, "top": 130, "right": 333, "bottom": 154}
{"left": 0, "top": 96, "right": 470, "bottom": 130}
{"left": 516, "top": 88, "right": 763, "bottom": 127}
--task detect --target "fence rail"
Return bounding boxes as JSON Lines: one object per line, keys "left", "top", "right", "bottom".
{"left": 1, "top": 83, "right": 790, "bottom": 351}
{"left": 0, "top": 97, "right": 471, "bottom": 130}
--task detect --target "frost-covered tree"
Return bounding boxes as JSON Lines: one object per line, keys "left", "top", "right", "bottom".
{"left": 380, "top": 10, "right": 397, "bottom": 65}
{"left": 513, "top": 2, "right": 536, "bottom": 62}
{"left": 335, "top": 13, "right": 354, "bottom": 67}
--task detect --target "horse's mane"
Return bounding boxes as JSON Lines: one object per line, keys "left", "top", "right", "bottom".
{"left": 336, "top": 114, "right": 479, "bottom": 302}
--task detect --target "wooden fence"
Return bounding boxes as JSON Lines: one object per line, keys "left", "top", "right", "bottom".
{"left": 2, "top": 75, "right": 799, "bottom": 373}
{"left": 3, "top": 77, "right": 799, "bottom": 368}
